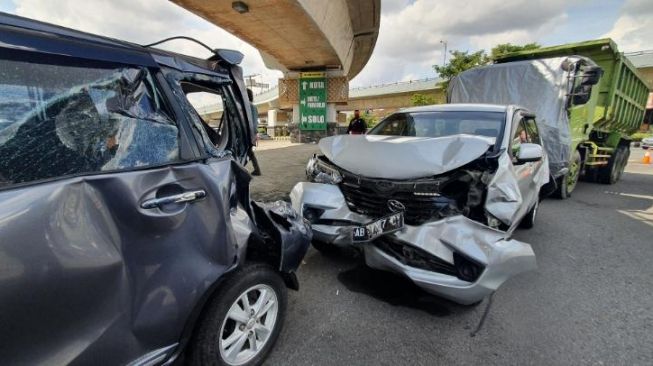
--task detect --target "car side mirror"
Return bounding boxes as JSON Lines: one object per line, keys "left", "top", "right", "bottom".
{"left": 516, "top": 143, "right": 543, "bottom": 164}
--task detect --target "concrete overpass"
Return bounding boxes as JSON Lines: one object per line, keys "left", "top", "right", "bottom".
{"left": 171, "top": 0, "right": 379, "bottom": 80}
{"left": 171, "top": 0, "right": 380, "bottom": 140}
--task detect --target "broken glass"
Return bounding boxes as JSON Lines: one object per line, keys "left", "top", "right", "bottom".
{"left": 0, "top": 57, "right": 180, "bottom": 187}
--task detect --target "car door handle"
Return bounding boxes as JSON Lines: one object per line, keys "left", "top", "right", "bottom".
{"left": 141, "top": 190, "right": 207, "bottom": 209}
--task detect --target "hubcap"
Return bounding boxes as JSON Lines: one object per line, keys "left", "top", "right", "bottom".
{"left": 219, "top": 284, "right": 279, "bottom": 366}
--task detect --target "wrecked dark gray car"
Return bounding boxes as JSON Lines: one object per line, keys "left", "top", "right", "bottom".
{"left": 0, "top": 13, "right": 310, "bottom": 366}
{"left": 291, "top": 104, "right": 548, "bottom": 305}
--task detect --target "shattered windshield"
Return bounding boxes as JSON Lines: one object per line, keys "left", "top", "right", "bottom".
{"left": 0, "top": 56, "right": 180, "bottom": 187}
{"left": 369, "top": 111, "right": 505, "bottom": 139}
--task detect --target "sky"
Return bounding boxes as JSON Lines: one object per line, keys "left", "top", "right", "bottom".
{"left": 1, "top": 0, "right": 651, "bottom": 89}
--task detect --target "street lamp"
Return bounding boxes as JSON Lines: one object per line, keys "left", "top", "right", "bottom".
{"left": 232, "top": 1, "right": 249, "bottom": 14}
{"left": 440, "top": 40, "right": 448, "bottom": 66}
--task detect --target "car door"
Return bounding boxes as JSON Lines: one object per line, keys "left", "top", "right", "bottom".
{"left": 0, "top": 51, "right": 244, "bottom": 365}
{"left": 509, "top": 111, "right": 543, "bottom": 215}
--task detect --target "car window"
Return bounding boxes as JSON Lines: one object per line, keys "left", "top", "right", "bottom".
{"left": 0, "top": 57, "right": 180, "bottom": 188}
{"left": 183, "top": 88, "right": 227, "bottom": 149}
{"left": 524, "top": 117, "right": 541, "bottom": 145}
{"left": 369, "top": 111, "right": 505, "bottom": 139}
{"left": 512, "top": 118, "right": 528, "bottom": 156}
{"left": 165, "top": 72, "right": 248, "bottom": 160}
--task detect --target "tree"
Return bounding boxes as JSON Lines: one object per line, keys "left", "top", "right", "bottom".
{"left": 411, "top": 93, "right": 437, "bottom": 106}
{"left": 490, "top": 42, "right": 541, "bottom": 60}
{"left": 433, "top": 43, "right": 542, "bottom": 91}
{"left": 433, "top": 50, "right": 489, "bottom": 90}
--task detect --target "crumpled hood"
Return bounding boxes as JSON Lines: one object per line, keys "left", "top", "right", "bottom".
{"left": 319, "top": 134, "right": 495, "bottom": 179}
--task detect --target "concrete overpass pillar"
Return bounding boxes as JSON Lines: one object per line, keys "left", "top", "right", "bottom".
{"left": 279, "top": 72, "right": 349, "bottom": 143}
{"left": 327, "top": 103, "right": 337, "bottom": 126}
{"left": 267, "top": 109, "right": 278, "bottom": 137}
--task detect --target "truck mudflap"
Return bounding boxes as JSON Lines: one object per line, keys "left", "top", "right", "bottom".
{"left": 290, "top": 182, "right": 537, "bottom": 305}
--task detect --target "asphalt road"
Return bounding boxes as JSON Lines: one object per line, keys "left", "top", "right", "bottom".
{"left": 250, "top": 144, "right": 653, "bottom": 366}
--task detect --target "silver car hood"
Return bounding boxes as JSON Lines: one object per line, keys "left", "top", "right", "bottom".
{"left": 319, "top": 134, "right": 495, "bottom": 179}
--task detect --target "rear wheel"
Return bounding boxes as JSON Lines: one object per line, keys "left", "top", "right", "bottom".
{"left": 554, "top": 150, "right": 581, "bottom": 199}
{"left": 598, "top": 145, "right": 629, "bottom": 184}
{"left": 189, "top": 264, "right": 287, "bottom": 366}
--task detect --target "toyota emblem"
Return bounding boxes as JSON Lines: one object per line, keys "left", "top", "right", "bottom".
{"left": 387, "top": 199, "right": 406, "bottom": 213}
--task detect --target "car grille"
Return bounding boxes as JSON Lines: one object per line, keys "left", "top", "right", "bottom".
{"left": 338, "top": 174, "right": 458, "bottom": 225}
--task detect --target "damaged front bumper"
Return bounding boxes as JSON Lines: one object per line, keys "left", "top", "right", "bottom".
{"left": 290, "top": 182, "right": 537, "bottom": 305}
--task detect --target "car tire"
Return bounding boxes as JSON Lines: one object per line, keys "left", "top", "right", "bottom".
{"left": 519, "top": 198, "right": 539, "bottom": 229}
{"left": 554, "top": 150, "right": 581, "bottom": 199}
{"left": 189, "top": 263, "right": 287, "bottom": 366}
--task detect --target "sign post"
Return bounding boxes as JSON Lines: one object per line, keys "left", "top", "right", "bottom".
{"left": 299, "top": 71, "right": 327, "bottom": 131}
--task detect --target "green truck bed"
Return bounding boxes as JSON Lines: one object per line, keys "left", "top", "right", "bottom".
{"left": 495, "top": 39, "right": 649, "bottom": 136}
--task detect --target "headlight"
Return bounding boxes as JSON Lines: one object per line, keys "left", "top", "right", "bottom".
{"left": 306, "top": 155, "right": 343, "bottom": 184}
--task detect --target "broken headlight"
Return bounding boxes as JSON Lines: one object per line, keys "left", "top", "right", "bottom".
{"left": 306, "top": 155, "right": 343, "bottom": 184}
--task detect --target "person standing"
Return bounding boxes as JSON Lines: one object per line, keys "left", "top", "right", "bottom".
{"left": 347, "top": 109, "right": 367, "bottom": 135}
{"left": 247, "top": 89, "right": 262, "bottom": 176}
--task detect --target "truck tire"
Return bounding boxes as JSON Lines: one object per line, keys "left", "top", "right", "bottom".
{"left": 554, "top": 150, "right": 581, "bottom": 199}
{"left": 189, "top": 264, "right": 287, "bottom": 366}
{"left": 598, "top": 145, "right": 629, "bottom": 184}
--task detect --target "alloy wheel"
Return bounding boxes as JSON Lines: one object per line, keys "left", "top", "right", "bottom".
{"left": 218, "top": 284, "right": 279, "bottom": 366}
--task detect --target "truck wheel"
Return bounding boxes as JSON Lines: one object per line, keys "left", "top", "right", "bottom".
{"left": 189, "top": 264, "right": 287, "bottom": 366}
{"left": 554, "top": 150, "right": 581, "bottom": 199}
{"left": 599, "top": 145, "right": 628, "bottom": 185}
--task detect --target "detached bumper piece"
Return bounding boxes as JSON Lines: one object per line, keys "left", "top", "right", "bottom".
{"left": 251, "top": 201, "right": 312, "bottom": 274}
{"left": 373, "top": 236, "right": 484, "bottom": 283}
{"left": 291, "top": 182, "right": 537, "bottom": 305}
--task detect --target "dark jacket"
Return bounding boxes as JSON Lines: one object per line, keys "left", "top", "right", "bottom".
{"left": 347, "top": 117, "right": 367, "bottom": 134}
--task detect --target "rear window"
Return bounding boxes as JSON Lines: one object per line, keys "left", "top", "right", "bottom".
{"left": 369, "top": 111, "right": 505, "bottom": 139}
{"left": 0, "top": 55, "right": 180, "bottom": 188}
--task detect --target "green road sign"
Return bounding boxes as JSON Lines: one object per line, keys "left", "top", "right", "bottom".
{"left": 299, "top": 72, "right": 327, "bottom": 131}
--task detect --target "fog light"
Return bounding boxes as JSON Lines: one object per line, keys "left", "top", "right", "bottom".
{"left": 303, "top": 206, "right": 324, "bottom": 224}
{"left": 453, "top": 252, "right": 483, "bottom": 282}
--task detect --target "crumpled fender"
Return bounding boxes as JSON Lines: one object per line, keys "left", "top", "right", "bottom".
{"left": 251, "top": 201, "right": 312, "bottom": 273}
{"left": 485, "top": 150, "right": 549, "bottom": 227}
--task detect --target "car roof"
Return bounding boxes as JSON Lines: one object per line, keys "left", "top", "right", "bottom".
{"left": 400, "top": 103, "right": 511, "bottom": 113}
{"left": 0, "top": 11, "right": 232, "bottom": 75}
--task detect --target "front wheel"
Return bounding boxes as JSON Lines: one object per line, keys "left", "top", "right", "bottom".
{"left": 189, "top": 264, "right": 287, "bottom": 366}
{"left": 554, "top": 150, "right": 581, "bottom": 199}
{"left": 519, "top": 198, "right": 539, "bottom": 229}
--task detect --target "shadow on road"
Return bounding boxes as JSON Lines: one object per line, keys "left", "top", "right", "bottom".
{"left": 337, "top": 263, "right": 475, "bottom": 317}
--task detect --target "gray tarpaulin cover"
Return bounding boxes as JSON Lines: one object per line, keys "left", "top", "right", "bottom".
{"left": 319, "top": 134, "right": 495, "bottom": 179}
{"left": 449, "top": 56, "right": 579, "bottom": 177}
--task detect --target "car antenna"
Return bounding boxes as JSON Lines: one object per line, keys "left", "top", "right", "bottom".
{"left": 142, "top": 36, "right": 216, "bottom": 54}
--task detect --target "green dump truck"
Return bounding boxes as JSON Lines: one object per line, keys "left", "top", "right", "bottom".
{"left": 449, "top": 39, "right": 650, "bottom": 198}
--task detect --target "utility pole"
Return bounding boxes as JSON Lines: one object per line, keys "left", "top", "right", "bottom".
{"left": 440, "top": 40, "right": 448, "bottom": 66}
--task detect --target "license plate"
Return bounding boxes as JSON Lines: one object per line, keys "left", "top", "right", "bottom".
{"left": 352, "top": 212, "right": 404, "bottom": 242}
